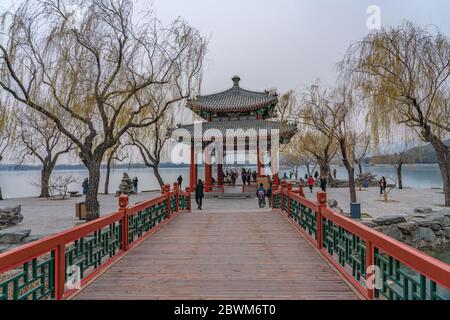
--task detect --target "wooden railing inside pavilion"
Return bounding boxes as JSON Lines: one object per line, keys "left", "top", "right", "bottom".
{"left": 0, "top": 183, "right": 190, "bottom": 300}
{"left": 272, "top": 181, "right": 450, "bottom": 300}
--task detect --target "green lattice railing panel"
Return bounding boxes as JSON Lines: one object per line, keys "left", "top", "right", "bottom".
{"left": 289, "top": 198, "right": 317, "bottom": 240}
{"left": 273, "top": 193, "right": 280, "bottom": 209}
{"left": 170, "top": 195, "right": 177, "bottom": 213}
{"left": 322, "top": 217, "right": 366, "bottom": 284}
{"left": 65, "top": 222, "right": 122, "bottom": 282}
{"left": 179, "top": 194, "right": 189, "bottom": 211}
{"left": 128, "top": 202, "right": 167, "bottom": 244}
{"left": 282, "top": 194, "right": 288, "bottom": 212}
{"left": 374, "top": 249, "right": 450, "bottom": 300}
{"left": 0, "top": 253, "right": 55, "bottom": 300}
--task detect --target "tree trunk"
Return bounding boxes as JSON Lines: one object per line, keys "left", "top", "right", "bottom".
{"left": 0, "top": 187, "right": 3, "bottom": 200}
{"left": 340, "top": 139, "right": 357, "bottom": 203}
{"left": 153, "top": 166, "right": 164, "bottom": 189}
{"left": 358, "top": 162, "right": 363, "bottom": 175}
{"left": 104, "top": 157, "right": 112, "bottom": 195}
{"left": 428, "top": 134, "right": 450, "bottom": 206}
{"left": 85, "top": 161, "right": 101, "bottom": 221}
{"left": 396, "top": 162, "right": 403, "bottom": 190}
{"left": 40, "top": 163, "right": 52, "bottom": 198}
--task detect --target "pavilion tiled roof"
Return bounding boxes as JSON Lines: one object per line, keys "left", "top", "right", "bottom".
{"left": 172, "top": 120, "right": 297, "bottom": 141}
{"left": 187, "top": 76, "right": 278, "bottom": 113}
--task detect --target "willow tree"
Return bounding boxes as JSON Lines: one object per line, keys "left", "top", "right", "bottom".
{"left": 301, "top": 83, "right": 360, "bottom": 203}
{"left": 127, "top": 90, "right": 177, "bottom": 188}
{"left": 297, "top": 129, "right": 338, "bottom": 182}
{"left": 0, "top": 100, "right": 15, "bottom": 200}
{"left": 341, "top": 22, "right": 450, "bottom": 206}
{"left": 0, "top": 0, "right": 206, "bottom": 219}
{"left": 282, "top": 133, "right": 315, "bottom": 180}
{"left": 15, "top": 107, "right": 74, "bottom": 198}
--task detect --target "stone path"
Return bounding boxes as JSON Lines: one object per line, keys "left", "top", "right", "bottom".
{"left": 303, "top": 187, "right": 445, "bottom": 219}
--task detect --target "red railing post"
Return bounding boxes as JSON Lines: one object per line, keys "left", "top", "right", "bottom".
{"left": 366, "top": 240, "right": 375, "bottom": 300}
{"left": 173, "top": 182, "right": 179, "bottom": 212}
{"left": 185, "top": 187, "right": 191, "bottom": 212}
{"left": 54, "top": 243, "right": 66, "bottom": 300}
{"left": 163, "top": 184, "right": 171, "bottom": 217}
{"left": 287, "top": 183, "right": 292, "bottom": 218}
{"left": 298, "top": 182, "right": 305, "bottom": 198}
{"left": 119, "top": 194, "right": 129, "bottom": 252}
{"left": 316, "top": 191, "right": 327, "bottom": 250}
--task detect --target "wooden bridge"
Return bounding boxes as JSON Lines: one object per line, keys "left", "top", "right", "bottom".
{"left": 0, "top": 182, "right": 449, "bottom": 300}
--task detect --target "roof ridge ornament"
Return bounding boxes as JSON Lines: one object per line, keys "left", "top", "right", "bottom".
{"left": 232, "top": 75, "right": 241, "bottom": 87}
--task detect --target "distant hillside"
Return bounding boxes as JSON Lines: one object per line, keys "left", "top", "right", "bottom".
{"left": 369, "top": 139, "right": 449, "bottom": 164}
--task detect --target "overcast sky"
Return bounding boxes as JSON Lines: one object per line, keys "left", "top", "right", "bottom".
{"left": 1, "top": 0, "right": 448, "bottom": 94}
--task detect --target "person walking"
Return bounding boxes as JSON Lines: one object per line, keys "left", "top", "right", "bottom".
{"left": 320, "top": 176, "right": 327, "bottom": 192}
{"left": 241, "top": 170, "right": 247, "bottom": 186}
{"left": 379, "top": 176, "right": 386, "bottom": 195}
{"left": 195, "top": 179, "right": 205, "bottom": 210}
{"left": 177, "top": 175, "right": 183, "bottom": 189}
{"left": 363, "top": 177, "right": 369, "bottom": 189}
{"left": 307, "top": 175, "right": 315, "bottom": 193}
{"left": 266, "top": 183, "right": 273, "bottom": 208}
{"left": 82, "top": 178, "right": 89, "bottom": 195}
{"left": 333, "top": 168, "right": 337, "bottom": 180}
{"left": 132, "top": 177, "right": 138, "bottom": 193}
{"left": 247, "top": 172, "right": 251, "bottom": 185}
{"left": 256, "top": 183, "right": 266, "bottom": 208}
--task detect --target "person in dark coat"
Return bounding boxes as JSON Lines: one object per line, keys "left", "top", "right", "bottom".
{"left": 266, "top": 183, "right": 273, "bottom": 208}
{"left": 319, "top": 177, "right": 327, "bottom": 192}
{"left": 195, "top": 180, "right": 205, "bottom": 210}
{"left": 177, "top": 175, "right": 183, "bottom": 189}
{"left": 132, "top": 177, "right": 138, "bottom": 193}
{"left": 82, "top": 178, "right": 89, "bottom": 195}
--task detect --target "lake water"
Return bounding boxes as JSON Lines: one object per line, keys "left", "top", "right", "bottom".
{"left": 0, "top": 164, "right": 444, "bottom": 199}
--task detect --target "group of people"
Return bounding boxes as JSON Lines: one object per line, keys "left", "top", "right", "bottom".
{"left": 303, "top": 175, "right": 327, "bottom": 193}
{"left": 82, "top": 176, "right": 139, "bottom": 194}
{"left": 222, "top": 168, "right": 258, "bottom": 186}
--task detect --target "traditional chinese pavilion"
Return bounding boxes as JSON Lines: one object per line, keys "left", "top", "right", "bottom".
{"left": 174, "top": 76, "right": 297, "bottom": 192}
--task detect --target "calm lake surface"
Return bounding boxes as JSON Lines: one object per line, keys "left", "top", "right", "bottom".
{"left": 0, "top": 164, "right": 444, "bottom": 199}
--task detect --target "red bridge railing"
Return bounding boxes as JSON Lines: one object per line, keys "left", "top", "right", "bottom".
{"left": 272, "top": 181, "right": 450, "bottom": 300}
{"left": 0, "top": 182, "right": 191, "bottom": 300}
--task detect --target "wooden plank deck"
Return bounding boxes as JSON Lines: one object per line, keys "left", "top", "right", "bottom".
{"left": 74, "top": 209, "right": 360, "bottom": 300}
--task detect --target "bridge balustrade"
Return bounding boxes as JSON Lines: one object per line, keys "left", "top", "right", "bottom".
{"left": 272, "top": 183, "right": 450, "bottom": 300}
{"left": 0, "top": 184, "right": 191, "bottom": 300}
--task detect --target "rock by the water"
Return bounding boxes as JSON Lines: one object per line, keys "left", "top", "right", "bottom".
{"left": 382, "top": 225, "right": 403, "bottom": 241}
{"left": 0, "top": 229, "right": 31, "bottom": 244}
{"left": 0, "top": 206, "right": 23, "bottom": 229}
{"left": 327, "top": 199, "right": 338, "bottom": 208}
{"left": 414, "top": 227, "right": 436, "bottom": 243}
{"left": 397, "top": 222, "right": 418, "bottom": 235}
{"left": 373, "top": 215, "right": 406, "bottom": 226}
{"left": 414, "top": 207, "right": 432, "bottom": 214}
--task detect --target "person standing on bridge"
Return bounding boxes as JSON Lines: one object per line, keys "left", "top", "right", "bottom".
{"left": 256, "top": 183, "right": 266, "bottom": 208}
{"left": 195, "top": 179, "right": 205, "bottom": 210}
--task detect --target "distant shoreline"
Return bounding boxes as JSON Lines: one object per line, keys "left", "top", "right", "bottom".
{"left": 0, "top": 162, "right": 441, "bottom": 172}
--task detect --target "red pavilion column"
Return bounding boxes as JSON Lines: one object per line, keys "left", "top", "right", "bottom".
{"left": 217, "top": 163, "right": 223, "bottom": 185}
{"left": 204, "top": 149, "right": 212, "bottom": 192}
{"left": 257, "top": 139, "right": 262, "bottom": 177}
{"left": 190, "top": 141, "right": 197, "bottom": 191}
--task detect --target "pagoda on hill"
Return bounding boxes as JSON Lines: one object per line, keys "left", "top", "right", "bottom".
{"left": 173, "top": 76, "right": 297, "bottom": 192}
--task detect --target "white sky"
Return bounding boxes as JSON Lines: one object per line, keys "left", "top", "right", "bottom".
{"left": 0, "top": 0, "right": 448, "bottom": 164}
{"left": 1, "top": 0, "right": 448, "bottom": 93}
